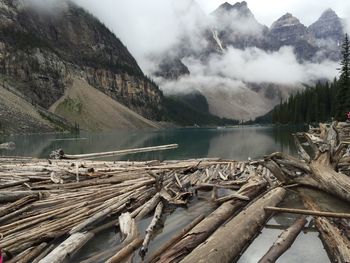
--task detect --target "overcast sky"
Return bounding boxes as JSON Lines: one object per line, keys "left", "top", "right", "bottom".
{"left": 197, "top": 0, "right": 350, "bottom": 26}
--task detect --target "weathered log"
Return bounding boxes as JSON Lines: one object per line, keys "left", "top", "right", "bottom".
{"left": 309, "top": 160, "right": 350, "bottom": 202}
{"left": 300, "top": 192, "right": 350, "bottom": 263}
{"left": 38, "top": 232, "right": 94, "bottom": 263}
{"left": 215, "top": 192, "right": 250, "bottom": 203}
{"left": 139, "top": 201, "right": 164, "bottom": 259}
{"left": 17, "top": 242, "right": 47, "bottom": 263}
{"left": 143, "top": 215, "right": 205, "bottom": 263}
{"left": 105, "top": 238, "right": 143, "bottom": 263}
{"left": 0, "top": 192, "right": 41, "bottom": 203}
{"left": 293, "top": 135, "right": 311, "bottom": 162}
{"left": 157, "top": 176, "right": 267, "bottom": 262}
{"left": 0, "top": 195, "right": 38, "bottom": 217}
{"left": 0, "top": 142, "right": 15, "bottom": 150}
{"left": 0, "top": 179, "right": 29, "bottom": 189}
{"left": 31, "top": 244, "right": 56, "bottom": 263}
{"left": 180, "top": 187, "right": 286, "bottom": 263}
{"left": 264, "top": 206, "right": 350, "bottom": 219}
{"left": 258, "top": 216, "right": 307, "bottom": 263}
{"left": 134, "top": 193, "right": 160, "bottom": 220}
{"left": 53, "top": 144, "right": 178, "bottom": 160}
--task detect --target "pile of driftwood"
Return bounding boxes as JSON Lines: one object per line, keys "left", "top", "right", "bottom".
{"left": 0, "top": 122, "right": 349, "bottom": 263}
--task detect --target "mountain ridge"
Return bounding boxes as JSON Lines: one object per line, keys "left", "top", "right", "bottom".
{"left": 152, "top": 1, "right": 346, "bottom": 120}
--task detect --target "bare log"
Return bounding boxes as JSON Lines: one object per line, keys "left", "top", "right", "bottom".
{"left": 180, "top": 187, "right": 286, "bottom": 263}
{"left": 143, "top": 215, "right": 205, "bottom": 263}
{"left": 264, "top": 206, "right": 350, "bottom": 219}
{"left": 0, "top": 195, "right": 38, "bottom": 217}
{"left": 139, "top": 201, "right": 164, "bottom": 259}
{"left": 105, "top": 238, "right": 143, "bottom": 263}
{"left": 17, "top": 242, "right": 47, "bottom": 263}
{"left": 38, "top": 232, "right": 94, "bottom": 263}
{"left": 134, "top": 193, "right": 160, "bottom": 220}
{"left": 0, "top": 192, "right": 41, "bottom": 203}
{"left": 258, "top": 216, "right": 307, "bottom": 263}
{"left": 54, "top": 144, "right": 178, "bottom": 160}
{"left": 309, "top": 160, "right": 350, "bottom": 202}
{"left": 215, "top": 192, "right": 250, "bottom": 203}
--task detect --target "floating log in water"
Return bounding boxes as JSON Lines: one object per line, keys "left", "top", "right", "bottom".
{"left": 143, "top": 215, "right": 205, "bottom": 263}
{"left": 50, "top": 144, "right": 179, "bottom": 160}
{"left": 0, "top": 141, "right": 15, "bottom": 150}
{"left": 258, "top": 216, "right": 307, "bottom": 263}
{"left": 300, "top": 192, "right": 350, "bottom": 263}
{"left": 264, "top": 206, "right": 350, "bottom": 219}
{"left": 139, "top": 201, "right": 164, "bottom": 259}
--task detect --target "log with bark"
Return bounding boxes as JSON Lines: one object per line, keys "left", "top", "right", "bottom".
{"left": 258, "top": 216, "right": 307, "bottom": 263}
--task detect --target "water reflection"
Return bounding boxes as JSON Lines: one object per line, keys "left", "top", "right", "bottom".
{"left": 0, "top": 126, "right": 304, "bottom": 160}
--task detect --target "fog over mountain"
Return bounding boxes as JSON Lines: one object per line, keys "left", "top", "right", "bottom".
{"left": 72, "top": 0, "right": 349, "bottom": 120}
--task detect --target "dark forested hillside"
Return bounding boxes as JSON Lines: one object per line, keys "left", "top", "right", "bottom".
{"left": 268, "top": 34, "right": 350, "bottom": 124}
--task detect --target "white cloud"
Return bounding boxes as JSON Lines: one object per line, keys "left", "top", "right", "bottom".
{"left": 174, "top": 47, "right": 338, "bottom": 88}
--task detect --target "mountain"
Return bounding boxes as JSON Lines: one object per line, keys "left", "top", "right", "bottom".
{"left": 270, "top": 13, "right": 317, "bottom": 60}
{"left": 151, "top": 1, "right": 346, "bottom": 121}
{"left": 309, "top": 9, "right": 344, "bottom": 61}
{"left": 309, "top": 9, "right": 344, "bottom": 43}
{"left": 0, "top": 0, "right": 164, "bottom": 133}
{"left": 211, "top": 1, "right": 273, "bottom": 50}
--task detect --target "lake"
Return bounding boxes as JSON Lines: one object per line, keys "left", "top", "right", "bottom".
{"left": 2, "top": 125, "right": 340, "bottom": 263}
{"left": 0, "top": 125, "right": 303, "bottom": 161}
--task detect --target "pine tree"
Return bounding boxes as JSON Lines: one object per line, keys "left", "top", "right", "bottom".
{"left": 336, "top": 34, "right": 350, "bottom": 120}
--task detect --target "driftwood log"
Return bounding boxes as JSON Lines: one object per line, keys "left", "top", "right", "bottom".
{"left": 263, "top": 122, "right": 350, "bottom": 203}
{"left": 300, "top": 192, "right": 350, "bottom": 263}
{"left": 258, "top": 216, "right": 307, "bottom": 263}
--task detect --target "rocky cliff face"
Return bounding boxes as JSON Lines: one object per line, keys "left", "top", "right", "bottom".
{"left": 309, "top": 9, "right": 344, "bottom": 61}
{"left": 270, "top": 13, "right": 318, "bottom": 60}
{"left": 211, "top": 1, "right": 274, "bottom": 51}
{"left": 0, "top": 0, "right": 164, "bottom": 122}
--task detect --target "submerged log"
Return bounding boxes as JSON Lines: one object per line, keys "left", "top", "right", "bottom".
{"left": 258, "top": 216, "right": 307, "bottom": 263}
{"left": 180, "top": 187, "right": 286, "bottom": 263}
{"left": 300, "top": 192, "right": 350, "bottom": 263}
{"left": 143, "top": 215, "right": 205, "bottom": 263}
{"left": 105, "top": 238, "right": 143, "bottom": 263}
{"left": 0, "top": 142, "right": 15, "bottom": 150}
{"left": 264, "top": 206, "right": 350, "bottom": 219}
{"left": 139, "top": 201, "right": 164, "bottom": 259}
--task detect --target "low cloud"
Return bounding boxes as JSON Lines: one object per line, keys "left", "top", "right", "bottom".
{"left": 161, "top": 46, "right": 338, "bottom": 91}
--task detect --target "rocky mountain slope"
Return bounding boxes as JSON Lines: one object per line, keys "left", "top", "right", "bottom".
{"left": 153, "top": 1, "right": 346, "bottom": 120}
{"left": 0, "top": 0, "right": 164, "bottom": 133}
